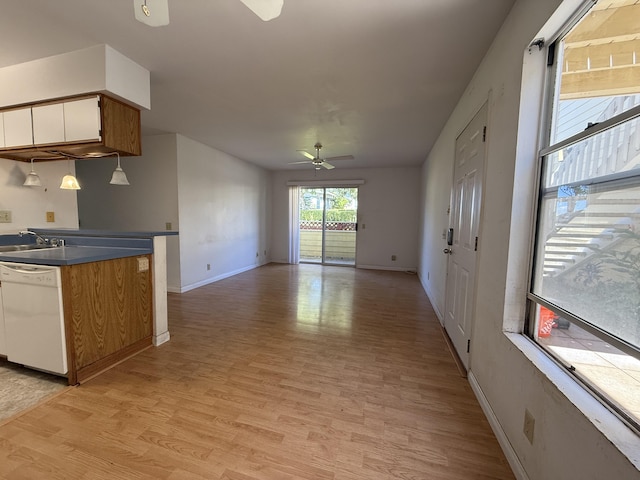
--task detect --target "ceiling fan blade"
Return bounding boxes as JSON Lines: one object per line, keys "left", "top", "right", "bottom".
{"left": 238, "top": 0, "right": 284, "bottom": 21}
{"left": 325, "top": 155, "right": 354, "bottom": 162}
{"left": 288, "top": 160, "right": 312, "bottom": 165}
{"left": 297, "top": 150, "right": 315, "bottom": 160}
{"left": 321, "top": 161, "right": 335, "bottom": 170}
{"left": 134, "top": 0, "right": 170, "bottom": 26}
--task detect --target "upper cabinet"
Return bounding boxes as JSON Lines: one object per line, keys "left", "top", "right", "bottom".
{"left": 64, "top": 97, "right": 101, "bottom": 142}
{"left": 32, "top": 97, "right": 102, "bottom": 145}
{"left": 3, "top": 107, "right": 33, "bottom": 148}
{"left": 0, "top": 94, "right": 141, "bottom": 161}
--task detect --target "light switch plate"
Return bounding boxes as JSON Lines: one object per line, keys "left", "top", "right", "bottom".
{"left": 46, "top": 211, "right": 55, "bottom": 222}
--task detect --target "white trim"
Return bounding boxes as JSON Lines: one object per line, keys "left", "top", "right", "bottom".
{"left": 173, "top": 263, "right": 261, "bottom": 293}
{"left": 286, "top": 179, "right": 365, "bottom": 186}
{"left": 153, "top": 331, "right": 170, "bottom": 347}
{"left": 505, "top": 333, "right": 640, "bottom": 470}
{"left": 468, "top": 370, "right": 529, "bottom": 480}
{"left": 357, "top": 264, "right": 417, "bottom": 273}
{"left": 418, "top": 273, "right": 444, "bottom": 325}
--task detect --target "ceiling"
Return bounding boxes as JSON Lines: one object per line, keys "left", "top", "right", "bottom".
{"left": 0, "top": 0, "right": 515, "bottom": 171}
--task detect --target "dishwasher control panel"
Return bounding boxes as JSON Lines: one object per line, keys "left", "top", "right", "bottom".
{"left": 0, "top": 263, "right": 61, "bottom": 287}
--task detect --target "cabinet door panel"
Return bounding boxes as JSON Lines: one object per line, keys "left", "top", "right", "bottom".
{"left": 32, "top": 103, "right": 65, "bottom": 145}
{"left": 3, "top": 108, "right": 33, "bottom": 148}
{"left": 64, "top": 97, "right": 101, "bottom": 142}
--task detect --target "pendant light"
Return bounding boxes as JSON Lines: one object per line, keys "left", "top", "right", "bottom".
{"left": 60, "top": 159, "right": 81, "bottom": 190}
{"left": 110, "top": 153, "right": 130, "bottom": 185}
{"left": 23, "top": 159, "right": 42, "bottom": 187}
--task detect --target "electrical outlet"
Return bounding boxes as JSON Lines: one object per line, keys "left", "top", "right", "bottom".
{"left": 137, "top": 256, "right": 150, "bottom": 272}
{"left": 523, "top": 409, "right": 535, "bottom": 444}
{"left": 391, "top": 255, "right": 397, "bottom": 261}
{"left": 46, "top": 211, "right": 55, "bottom": 222}
{"left": 165, "top": 222, "right": 172, "bottom": 230}
{"left": 0, "top": 210, "right": 12, "bottom": 223}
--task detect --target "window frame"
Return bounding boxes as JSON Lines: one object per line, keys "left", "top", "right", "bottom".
{"left": 526, "top": 0, "right": 640, "bottom": 433}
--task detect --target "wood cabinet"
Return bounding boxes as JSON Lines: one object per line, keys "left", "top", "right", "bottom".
{"left": 61, "top": 255, "right": 153, "bottom": 384}
{"left": 0, "top": 93, "right": 141, "bottom": 161}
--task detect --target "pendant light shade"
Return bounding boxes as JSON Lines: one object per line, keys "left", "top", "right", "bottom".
{"left": 23, "top": 159, "right": 42, "bottom": 187}
{"left": 110, "top": 153, "right": 130, "bottom": 185}
{"left": 60, "top": 160, "right": 80, "bottom": 190}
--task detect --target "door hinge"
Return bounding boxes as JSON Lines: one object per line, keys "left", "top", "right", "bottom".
{"left": 474, "top": 236, "right": 478, "bottom": 251}
{"left": 482, "top": 126, "right": 487, "bottom": 142}
{"left": 467, "top": 339, "right": 471, "bottom": 353}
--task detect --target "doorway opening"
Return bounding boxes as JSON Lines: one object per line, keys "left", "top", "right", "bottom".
{"left": 299, "top": 187, "right": 358, "bottom": 265}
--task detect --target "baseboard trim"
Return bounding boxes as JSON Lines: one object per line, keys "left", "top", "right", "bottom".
{"left": 153, "top": 331, "right": 171, "bottom": 346}
{"left": 357, "top": 264, "right": 417, "bottom": 273}
{"left": 177, "top": 264, "right": 262, "bottom": 293}
{"left": 418, "top": 273, "right": 444, "bottom": 325}
{"left": 440, "top": 325, "right": 467, "bottom": 378}
{"left": 468, "top": 371, "right": 529, "bottom": 480}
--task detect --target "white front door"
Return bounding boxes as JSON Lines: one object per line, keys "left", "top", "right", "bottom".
{"left": 444, "top": 102, "right": 487, "bottom": 370}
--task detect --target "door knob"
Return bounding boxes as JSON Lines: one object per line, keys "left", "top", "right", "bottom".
{"left": 443, "top": 248, "right": 452, "bottom": 255}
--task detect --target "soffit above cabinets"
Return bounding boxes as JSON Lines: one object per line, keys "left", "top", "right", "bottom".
{"left": 0, "top": 93, "right": 141, "bottom": 161}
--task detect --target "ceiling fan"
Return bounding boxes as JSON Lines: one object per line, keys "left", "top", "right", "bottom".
{"left": 290, "top": 143, "right": 354, "bottom": 170}
{"left": 134, "top": 0, "right": 284, "bottom": 26}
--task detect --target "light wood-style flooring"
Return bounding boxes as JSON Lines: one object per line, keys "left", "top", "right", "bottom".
{"left": 0, "top": 264, "right": 514, "bottom": 479}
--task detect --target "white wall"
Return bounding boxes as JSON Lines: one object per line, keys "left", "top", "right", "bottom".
{"left": 0, "top": 157, "right": 78, "bottom": 232}
{"left": 176, "top": 134, "right": 271, "bottom": 292}
{"left": 418, "top": 0, "right": 640, "bottom": 479}
{"left": 76, "top": 134, "right": 181, "bottom": 290}
{"left": 77, "top": 133, "right": 271, "bottom": 294}
{"left": 271, "top": 166, "right": 420, "bottom": 271}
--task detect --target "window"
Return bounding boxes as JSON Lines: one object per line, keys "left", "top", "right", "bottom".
{"left": 529, "top": 0, "right": 640, "bottom": 432}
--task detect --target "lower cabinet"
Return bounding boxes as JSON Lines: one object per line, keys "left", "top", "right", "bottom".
{"left": 61, "top": 255, "right": 153, "bottom": 384}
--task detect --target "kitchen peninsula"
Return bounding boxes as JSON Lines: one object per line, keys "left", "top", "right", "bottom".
{"left": 0, "top": 229, "right": 176, "bottom": 384}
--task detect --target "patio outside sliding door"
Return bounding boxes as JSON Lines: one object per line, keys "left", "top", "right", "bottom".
{"left": 299, "top": 187, "right": 358, "bottom": 265}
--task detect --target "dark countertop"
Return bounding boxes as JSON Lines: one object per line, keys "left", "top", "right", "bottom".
{"left": 29, "top": 228, "right": 179, "bottom": 238}
{"left": 0, "top": 245, "right": 152, "bottom": 266}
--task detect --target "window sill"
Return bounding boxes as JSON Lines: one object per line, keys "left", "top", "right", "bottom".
{"left": 505, "top": 332, "right": 640, "bottom": 470}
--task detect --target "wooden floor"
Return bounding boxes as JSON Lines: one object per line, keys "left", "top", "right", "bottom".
{"left": 0, "top": 264, "right": 514, "bottom": 479}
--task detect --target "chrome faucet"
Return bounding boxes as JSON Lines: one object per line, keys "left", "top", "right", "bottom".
{"left": 18, "top": 230, "right": 48, "bottom": 245}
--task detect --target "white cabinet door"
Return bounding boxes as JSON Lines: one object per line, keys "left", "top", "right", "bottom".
{"left": 64, "top": 96, "right": 101, "bottom": 142}
{"left": 0, "top": 112, "right": 5, "bottom": 148}
{"left": 32, "top": 103, "right": 65, "bottom": 145}
{"left": 3, "top": 107, "right": 33, "bottom": 148}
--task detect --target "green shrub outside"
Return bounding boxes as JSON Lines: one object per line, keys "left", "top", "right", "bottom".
{"left": 300, "top": 209, "right": 356, "bottom": 222}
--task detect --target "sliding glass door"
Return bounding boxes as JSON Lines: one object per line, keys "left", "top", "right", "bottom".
{"left": 299, "top": 187, "right": 358, "bottom": 265}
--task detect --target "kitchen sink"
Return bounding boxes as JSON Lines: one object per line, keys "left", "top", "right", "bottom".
{"left": 0, "top": 244, "right": 59, "bottom": 253}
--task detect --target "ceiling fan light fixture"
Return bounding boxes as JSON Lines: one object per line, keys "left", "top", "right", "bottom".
{"left": 239, "top": 0, "right": 284, "bottom": 21}
{"left": 134, "top": 0, "right": 169, "bottom": 26}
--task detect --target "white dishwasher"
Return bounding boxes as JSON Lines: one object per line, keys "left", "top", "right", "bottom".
{"left": 0, "top": 262, "right": 67, "bottom": 375}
